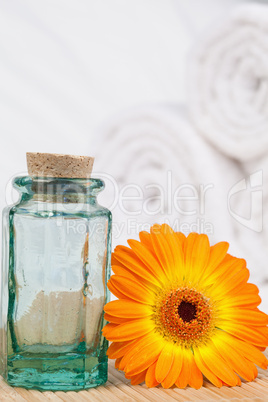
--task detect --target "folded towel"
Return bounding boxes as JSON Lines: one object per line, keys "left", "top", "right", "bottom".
{"left": 237, "top": 155, "right": 268, "bottom": 284}
{"left": 188, "top": 4, "right": 268, "bottom": 162}
{"left": 93, "top": 104, "right": 267, "bottom": 309}
{"left": 230, "top": 168, "right": 268, "bottom": 315}
{"left": 93, "top": 105, "right": 241, "bottom": 247}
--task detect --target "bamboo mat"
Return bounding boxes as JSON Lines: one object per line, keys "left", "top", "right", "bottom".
{"left": 0, "top": 353, "right": 267, "bottom": 402}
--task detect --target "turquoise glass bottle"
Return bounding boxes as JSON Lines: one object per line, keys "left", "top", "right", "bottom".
{"left": 0, "top": 153, "right": 112, "bottom": 391}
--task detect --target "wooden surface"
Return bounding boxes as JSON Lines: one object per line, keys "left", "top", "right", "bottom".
{"left": 0, "top": 354, "right": 268, "bottom": 402}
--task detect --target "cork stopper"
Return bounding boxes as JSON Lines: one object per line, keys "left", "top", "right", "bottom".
{"left": 26, "top": 152, "right": 94, "bottom": 178}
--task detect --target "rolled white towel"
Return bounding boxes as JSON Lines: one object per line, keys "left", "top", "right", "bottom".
{"left": 93, "top": 104, "right": 242, "bottom": 252}
{"left": 93, "top": 104, "right": 268, "bottom": 310}
{"left": 188, "top": 4, "right": 268, "bottom": 162}
{"left": 229, "top": 154, "right": 268, "bottom": 312}
{"left": 238, "top": 155, "right": 268, "bottom": 278}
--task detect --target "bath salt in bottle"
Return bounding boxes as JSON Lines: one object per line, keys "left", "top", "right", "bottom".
{"left": 0, "top": 153, "right": 112, "bottom": 390}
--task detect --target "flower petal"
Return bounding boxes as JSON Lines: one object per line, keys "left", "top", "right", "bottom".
{"left": 216, "top": 308, "right": 268, "bottom": 326}
{"left": 103, "top": 318, "right": 154, "bottom": 342}
{"left": 194, "top": 348, "right": 223, "bottom": 388}
{"left": 127, "top": 239, "right": 167, "bottom": 283}
{"left": 107, "top": 280, "right": 128, "bottom": 299}
{"left": 176, "top": 232, "right": 186, "bottom": 249}
{"left": 139, "top": 230, "right": 153, "bottom": 249}
{"left": 112, "top": 264, "right": 157, "bottom": 291}
{"left": 175, "top": 348, "right": 191, "bottom": 388}
{"left": 104, "top": 313, "right": 127, "bottom": 324}
{"left": 161, "top": 346, "right": 183, "bottom": 389}
{"left": 150, "top": 229, "right": 174, "bottom": 279}
{"left": 115, "top": 357, "right": 122, "bottom": 369}
{"left": 102, "top": 323, "right": 117, "bottom": 338}
{"left": 204, "top": 241, "right": 229, "bottom": 277}
{"left": 188, "top": 353, "right": 203, "bottom": 389}
{"left": 218, "top": 322, "right": 268, "bottom": 347}
{"left": 118, "top": 333, "right": 157, "bottom": 371}
{"left": 216, "top": 330, "right": 268, "bottom": 369}
{"left": 160, "top": 224, "right": 184, "bottom": 282}
{"left": 109, "top": 275, "right": 155, "bottom": 304}
{"left": 155, "top": 342, "right": 174, "bottom": 384}
{"left": 145, "top": 361, "right": 159, "bottom": 388}
{"left": 107, "top": 340, "right": 137, "bottom": 359}
{"left": 113, "top": 245, "right": 161, "bottom": 286}
{"left": 204, "top": 254, "right": 244, "bottom": 287}
{"left": 212, "top": 333, "right": 256, "bottom": 381}
{"left": 208, "top": 265, "right": 249, "bottom": 300}
{"left": 129, "top": 370, "right": 147, "bottom": 385}
{"left": 104, "top": 299, "right": 152, "bottom": 318}
{"left": 197, "top": 344, "right": 241, "bottom": 386}
{"left": 184, "top": 233, "right": 210, "bottom": 284}
{"left": 125, "top": 339, "right": 164, "bottom": 376}
{"left": 218, "top": 291, "right": 262, "bottom": 309}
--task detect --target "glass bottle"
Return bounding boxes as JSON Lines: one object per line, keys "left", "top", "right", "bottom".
{"left": 0, "top": 153, "right": 112, "bottom": 391}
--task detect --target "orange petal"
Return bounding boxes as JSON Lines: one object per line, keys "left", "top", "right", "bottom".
{"left": 194, "top": 348, "right": 223, "bottom": 388}
{"left": 204, "top": 254, "right": 245, "bottom": 286}
{"left": 125, "top": 339, "right": 164, "bottom": 376}
{"left": 161, "top": 347, "right": 183, "bottom": 389}
{"left": 104, "top": 299, "right": 152, "bottom": 318}
{"left": 184, "top": 233, "right": 210, "bottom": 284}
{"left": 216, "top": 331, "right": 268, "bottom": 369}
{"left": 236, "top": 377, "right": 242, "bottom": 386}
{"left": 118, "top": 333, "right": 155, "bottom": 371}
{"left": 109, "top": 275, "right": 155, "bottom": 304}
{"left": 197, "top": 344, "right": 239, "bottom": 386}
{"left": 115, "top": 357, "right": 122, "bottom": 369}
{"left": 129, "top": 370, "right": 147, "bottom": 385}
{"left": 188, "top": 354, "right": 203, "bottom": 389}
{"left": 139, "top": 231, "right": 154, "bottom": 250}
{"left": 150, "top": 230, "right": 174, "bottom": 278}
{"left": 107, "top": 340, "right": 136, "bottom": 359}
{"left": 112, "top": 264, "right": 157, "bottom": 291}
{"left": 113, "top": 246, "right": 161, "bottom": 286}
{"left": 107, "top": 280, "right": 128, "bottom": 299}
{"left": 104, "top": 313, "right": 127, "bottom": 324}
{"left": 175, "top": 348, "right": 191, "bottom": 389}
{"left": 155, "top": 343, "right": 174, "bottom": 384}
{"left": 102, "top": 323, "right": 117, "bottom": 338}
{"left": 176, "top": 232, "right": 186, "bottom": 249}
{"left": 212, "top": 333, "right": 256, "bottom": 381}
{"left": 218, "top": 322, "right": 268, "bottom": 348}
{"left": 208, "top": 265, "right": 250, "bottom": 300}
{"left": 103, "top": 318, "right": 154, "bottom": 342}
{"left": 251, "top": 362, "right": 258, "bottom": 379}
{"left": 218, "top": 292, "right": 261, "bottom": 309}
{"left": 204, "top": 242, "right": 229, "bottom": 277}
{"left": 216, "top": 308, "right": 268, "bottom": 326}
{"left": 160, "top": 224, "right": 184, "bottom": 282}
{"left": 127, "top": 239, "right": 166, "bottom": 283}
{"left": 145, "top": 361, "right": 159, "bottom": 388}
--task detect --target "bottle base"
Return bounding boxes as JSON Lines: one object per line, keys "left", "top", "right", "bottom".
{"left": 6, "top": 353, "right": 108, "bottom": 391}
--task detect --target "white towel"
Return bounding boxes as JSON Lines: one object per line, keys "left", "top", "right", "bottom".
{"left": 93, "top": 105, "right": 242, "bottom": 247}
{"left": 93, "top": 104, "right": 268, "bottom": 310}
{"left": 188, "top": 4, "right": 268, "bottom": 162}
{"left": 231, "top": 154, "right": 268, "bottom": 312}
{"left": 237, "top": 154, "right": 268, "bottom": 280}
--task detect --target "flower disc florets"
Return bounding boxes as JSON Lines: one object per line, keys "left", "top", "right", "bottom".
{"left": 153, "top": 286, "right": 215, "bottom": 348}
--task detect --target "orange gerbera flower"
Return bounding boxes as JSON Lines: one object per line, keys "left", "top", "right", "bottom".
{"left": 103, "top": 224, "right": 268, "bottom": 389}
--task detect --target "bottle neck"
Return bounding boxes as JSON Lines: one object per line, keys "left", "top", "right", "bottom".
{"left": 13, "top": 176, "right": 105, "bottom": 205}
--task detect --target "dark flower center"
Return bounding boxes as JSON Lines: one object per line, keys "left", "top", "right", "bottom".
{"left": 178, "top": 301, "right": 197, "bottom": 322}
{"left": 154, "top": 287, "right": 213, "bottom": 347}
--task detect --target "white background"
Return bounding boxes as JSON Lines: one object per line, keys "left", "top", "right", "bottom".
{"left": 0, "top": 0, "right": 256, "bottom": 183}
